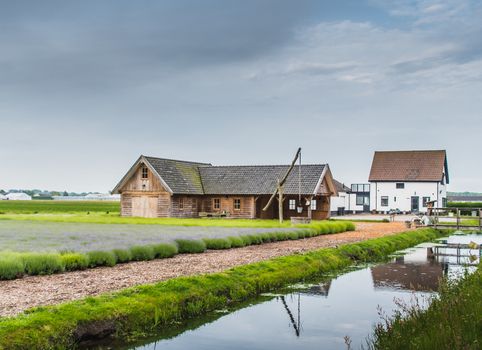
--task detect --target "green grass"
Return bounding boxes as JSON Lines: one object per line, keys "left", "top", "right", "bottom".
{"left": 0, "top": 228, "right": 448, "bottom": 349}
{"left": 0, "top": 254, "right": 24, "bottom": 280}
{"left": 112, "top": 249, "right": 133, "bottom": 263}
{"left": 448, "top": 202, "right": 482, "bottom": 209}
{"left": 370, "top": 263, "right": 482, "bottom": 350}
{"left": 0, "top": 200, "right": 120, "bottom": 214}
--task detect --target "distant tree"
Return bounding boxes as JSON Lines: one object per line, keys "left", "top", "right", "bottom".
{"left": 63, "top": 191, "right": 69, "bottom": 196}
{"left": 0, "top": 189, "right": 5, "bottom": 195}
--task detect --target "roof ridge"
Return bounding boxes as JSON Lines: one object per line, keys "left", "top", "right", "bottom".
{"left": 201, "top": 163, "right": 326, "bottom": 168}
{"left": 143, "top": 155, "right": 211, "bottom": 166}
{"left": 374, "top": 149, "right": 446, "bottom": 153}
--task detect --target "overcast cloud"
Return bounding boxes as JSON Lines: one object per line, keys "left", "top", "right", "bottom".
{"left": 1, "top": 0, "right": 481, "bottom": 192}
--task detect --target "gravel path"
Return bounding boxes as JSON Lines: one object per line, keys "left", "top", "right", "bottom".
{"left": 0, "top": 222, "right": 410, "bottom": 317}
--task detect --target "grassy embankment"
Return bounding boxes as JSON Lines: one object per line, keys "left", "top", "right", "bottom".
{"left": 0, "top": 228, "right": 447, "bottom": 349}
{"left": 0, "top": 221, "right": 355, "bottom": 280}
{"left": 371, "top": 263, "right": 481, "bottom": 350}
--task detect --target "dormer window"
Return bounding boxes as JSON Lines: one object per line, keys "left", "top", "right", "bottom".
{"left": 141, "top": 166, "right": 148, "bottom": 179}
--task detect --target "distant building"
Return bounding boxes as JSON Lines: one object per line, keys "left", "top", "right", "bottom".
{"left": 5, "top": 192, "right": 32, "bottom": 200}
{"left": 447, "top": 195, "right": 482, "bottom": 203}
{"left": 52, "top": 194, "right": 120, "bottom": 201}
{"left": 0, "top": 194, "right": 6, "bottom": 200}
{"left": 369, "top": 150, "right": 449, "bottom": 213}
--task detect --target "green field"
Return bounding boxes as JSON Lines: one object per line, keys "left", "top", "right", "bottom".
{"left": 0, "top": 200, "right": 120, "bottom": 214}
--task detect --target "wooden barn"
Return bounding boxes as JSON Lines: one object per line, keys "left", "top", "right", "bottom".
{"left": 112, "top": 155, "right": 338, "bottom": 220}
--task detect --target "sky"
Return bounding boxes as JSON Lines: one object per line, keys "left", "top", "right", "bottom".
{"left": 1, "top": 0, "right": 481, "bottom": 192}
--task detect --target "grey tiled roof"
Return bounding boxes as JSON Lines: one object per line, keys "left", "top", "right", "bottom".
{"left": 144, "top": 157, "right": 326, "bottom": 195}
{"left": 144, "top": 156, "right": 210, "bottom": 195}
{"left": 199, "top": 164, "right": 325, "bottom": 195}
{"left": 333, "top": 179, "right": 350, "bottom": 193}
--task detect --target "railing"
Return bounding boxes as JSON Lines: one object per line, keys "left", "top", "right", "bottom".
{"left": 428, "top": 207, "right": 482, "bottom": 230}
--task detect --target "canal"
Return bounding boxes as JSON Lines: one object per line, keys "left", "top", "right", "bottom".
{"left": 87, "top": 232, "right": 480, "bottom": 350}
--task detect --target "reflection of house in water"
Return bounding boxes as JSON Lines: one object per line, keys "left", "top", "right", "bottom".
{"left": 371, "top": 255, "right": 447, "bottom": 292}
{"left": 300, "top": 280, "right": 332, "bottom": 297}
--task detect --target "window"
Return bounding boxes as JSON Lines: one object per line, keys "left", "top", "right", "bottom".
{"left": 141, "top": 166, "right": 149, "bottom": 179}
{"left": 363, "top": 184, "right": 370, "bottom": 192}
{"left": 442, "top": 197, "right": 447, "bottom": 207}
{"left": 381, "top": 196, "right": 389, "bottom": 207}
{"left": 289, "top": 199, "right": 296, "bottom": 210}
{"left": 356, "top": 195, "right": 364, "bottom": 206}
{"left": 213, "top": 198, "right": 220, "bottom": 210}
{"left": 396, "top": 183, "right": 404, "bottom": 189}
{"left": 352, "top": 184, "right": 370, "bottom": 193}
{"left": 310, "top": 200, "right": 317, "bottom": 210}
{"left": 422, "top": 197, "right": 431, "bottom": 207}
{"left": 179, "top": 197, "right": 184, "bottom": 210}
{"left": 351, "top": 184, "right": 357, "bottom": 192}
{"left": 394, "top": 196, "right": 397, "bottom": 202}
{"left": 234, "top": 198, "right": 241, "bottom": 210}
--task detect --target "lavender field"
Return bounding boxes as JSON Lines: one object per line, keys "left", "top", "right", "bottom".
{"left": 0, "top": 220, "right": 299, "bottom": 253}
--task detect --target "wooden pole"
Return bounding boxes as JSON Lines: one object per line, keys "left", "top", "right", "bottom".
{"left": 479, "top": 209, "right": 482, "bottom": 232}
{"left": 457, "top": 208, "right": 460, "bottom": 229}
{"left": 278, "top": 181, "right": 283, "bottom": 224}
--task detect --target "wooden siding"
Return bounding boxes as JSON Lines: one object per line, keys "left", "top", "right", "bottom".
{"left": 200, "top": 196, "right": 256, "bottom": 219}
{"left": 170, "top": 196, "right": 200, "bottom": 218}
{"left": 119, "top": 165, "right": 172, "bottom": 217}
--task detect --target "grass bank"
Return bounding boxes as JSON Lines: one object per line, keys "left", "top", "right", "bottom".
{"left": 0, "top": 201, "right": 120, "bottom": 214}
{"left": 0, "top": 228, "right": 447, "bottom": 349}
{"left": 370, "top": 263, "right": 481, "bottom": 350}
{"left": 0, "top": 221, "right": 355, "bottom": 280}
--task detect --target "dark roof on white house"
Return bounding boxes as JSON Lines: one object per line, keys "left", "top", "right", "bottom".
{"left": 333, "top": 179, "right": 351, "bottom": 193}
{"left": 113, "top": 156, "right": 331, "bottom": 196}
{"left": 369, "top": 150, "right": 449, "bottom": 183}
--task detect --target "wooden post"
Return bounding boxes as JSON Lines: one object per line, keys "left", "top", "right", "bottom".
{"left": 479, "top": 209, "right": 482, "bottom": 232}
{"left": 307, "top": 196, "right": 313, "bottom": 220}
{"left": 457, "top": 209, "right": 460, "bottom": 229}
{"left": 278, "top": 181, "right": 283, "bottom": 224}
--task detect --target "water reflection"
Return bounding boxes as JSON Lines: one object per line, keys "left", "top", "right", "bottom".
{"left": 87, "top": 234, "right": 480, "bottom": 350}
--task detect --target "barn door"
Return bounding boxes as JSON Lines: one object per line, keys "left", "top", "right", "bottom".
{"left": 132, "top": 196, "right": 158, "bottom": 217}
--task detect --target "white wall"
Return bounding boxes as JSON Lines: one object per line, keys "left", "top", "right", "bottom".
{"left": 370, "top": 182, "right": 446, "bottom": 213}
{"left": 330, "top": 192, "right": 366, "bottom": 214}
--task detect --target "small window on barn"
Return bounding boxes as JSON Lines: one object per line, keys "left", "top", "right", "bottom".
{"left": 310, "top": 200, "right": 317, "bottom": 210}
{"left": 396, "top": 183, "right": 404, "bottom": 189}
{"left": 179, "top": 197, "right": 184, "bottom": 210}
{"left": 381, "top": 196, "right": 389, "bottom": 207}
{"left": 234, "top": 198, "right": 241, "bottom": 210}
{"left": 213, "top": 198, "right": 220, "bottom": 210}
{"left": 141, "top": 166, "right": 149, "bottom": 179}
{"left": 289, "top": 199, "right": 296, "bottom": 210}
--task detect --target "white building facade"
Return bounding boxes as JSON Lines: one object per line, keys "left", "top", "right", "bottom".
{"left": 369, "top": 150, "right": 448, "bottom": 213}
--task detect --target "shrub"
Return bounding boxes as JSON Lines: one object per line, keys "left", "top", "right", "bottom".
{"left": 0, "top": 254, "right": 24, "bottom": 280}
{"left": 129, "top": 245, "right": 155, "bottom": 261}
{"left": 227, "top": 236, "right": 246, "bottom": 248}
{"left": 22, "top": 253, "right": 64, "bottom": 275}
{"left": 248, "top": 234, "right": 263, "bottom": 245}
{"left": 175, "top": 239, "right": 206, "bottom": 254}
{"left": 112, "top": 249, "right": 133, "bottom": 263}
{"left": 287, "top": 231, "right": 299, "bottom": 240}
{"left": 86, "top": 251, "right": 116, "bottom": 267}
{"left": 60, "top": 253, "right": 89, "bottom": 271}
{"left": 151, "top": 243, "right": 178, "bottom": 258}
{"left": 275, "top": 232, "right": 289, "bottom": 241}
{"left": 259, "top": 233, "right": 273, "bottom": 243}
{"left": 203, "top": 238, "right": 232, "bottom": 250}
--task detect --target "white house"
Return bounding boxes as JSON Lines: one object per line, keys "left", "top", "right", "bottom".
{"left": 369, "top": 150, "right": 448, "bottom": 213}
{"left": 331, "top": 181, "right": 371, "bottom": 215}
{"left": 0, "top": 194, "right": 6, "bottom": 200}
{"left": 5, "top": 192, "right": 32, "bottom": 200}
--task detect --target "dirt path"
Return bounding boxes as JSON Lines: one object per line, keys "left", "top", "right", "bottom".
{"left": 0, "top": 222, "right": 409, "bottom": 317}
